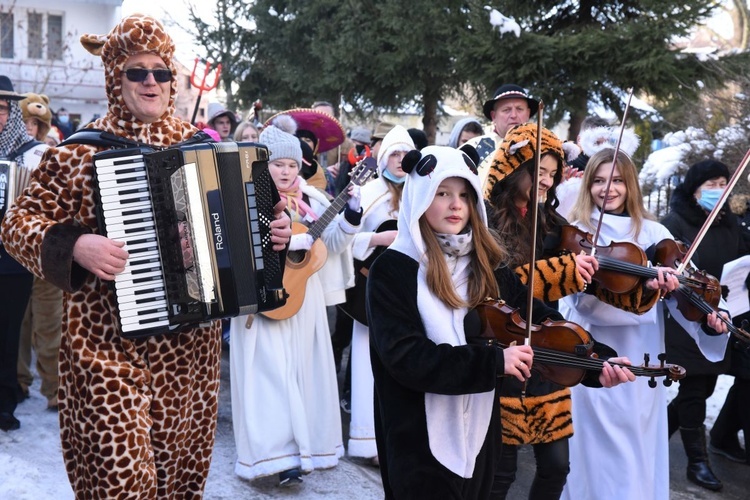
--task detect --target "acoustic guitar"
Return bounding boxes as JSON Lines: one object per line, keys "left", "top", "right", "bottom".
{"left": 337, "top": 219, "right": 397, "bottom": 325}
{"left": 261, "top": 157, "right": 377, "bottom": 320}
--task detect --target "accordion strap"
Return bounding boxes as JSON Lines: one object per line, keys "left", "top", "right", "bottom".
{"left": 58, "top": 129, "right": 143, "bottom": 150}
{"left": 58, "top": 129, "right": 216, "bottom": 151}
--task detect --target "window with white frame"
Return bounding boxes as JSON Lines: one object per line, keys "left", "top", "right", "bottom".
{"left": 24, "top": 10, "right": 64, "bottom": 61}
{"left": 47, "top": 14, "right": 62, "bottom": 61}
{"left": 0, "top": 12, "right": 13, "bottom": 59}
{"left": 28, "top": 12, "right": 43, "bottom": 59}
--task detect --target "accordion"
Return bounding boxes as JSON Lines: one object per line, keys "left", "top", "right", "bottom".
{"left": 92, "top": 141, "right": 286, "bottom": 338}
{"left": 0, "top": 160, "right": 33, "bottom": 222}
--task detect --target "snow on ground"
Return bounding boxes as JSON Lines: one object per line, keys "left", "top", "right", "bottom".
{"left": 0, "top": 352, "right": 383, "bottom": 499}
{"left": 0, "top": 352, "right": 740, "bottom": 498}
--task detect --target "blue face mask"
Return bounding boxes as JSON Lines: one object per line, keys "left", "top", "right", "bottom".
{"left": 697, "top": 188, "right": 724, "bottom": 211}
{"left": 58, "top": 115, "right": 69, "bottom": 124}
{"left": 382, "top": 169, "right": 406, "bottom": 184}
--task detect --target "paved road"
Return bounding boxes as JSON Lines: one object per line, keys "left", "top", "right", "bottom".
{"left": 206, "top": 334, "right": 749, "bottom": 499}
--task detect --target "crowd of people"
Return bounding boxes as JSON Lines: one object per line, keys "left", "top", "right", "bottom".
{"left": 1, "top": 12, "right": 749, "bottom": 500}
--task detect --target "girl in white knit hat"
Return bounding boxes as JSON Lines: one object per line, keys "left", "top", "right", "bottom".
{"left": 229, "top": 114, "right": 362, "bottom": 487}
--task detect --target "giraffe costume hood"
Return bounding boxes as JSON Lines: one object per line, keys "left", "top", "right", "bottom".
{"left": 81, "top": 13, "right": 196, "bottom": 144}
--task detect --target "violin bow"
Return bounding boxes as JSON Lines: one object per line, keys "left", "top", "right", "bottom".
{"left": 590, "top": 88, "right": 634, "bottom": 254}
{"left": 522, "top": 101, "right": 544, "bottom": 398}
{"left": 676, "top": 147, "right": 750, "bottom": 274}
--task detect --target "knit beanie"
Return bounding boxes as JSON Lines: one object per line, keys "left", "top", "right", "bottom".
{"left": 259, "top": 114, "right": 303, "bottom": 168}
{"left": 484, "top": 123, "right": 564, "bottom": 198}
{"left": 682, "top": 160, "right": 730, "bottom": 196}
{"left": 376, "top": 125, "right": 415, "bottom": 173}
{"left": 80, "top": 14, "right": 177, "bottom": 122}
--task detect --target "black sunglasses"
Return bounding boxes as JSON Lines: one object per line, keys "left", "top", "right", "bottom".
{"left": 124, "top": 68, "right": 172, "bottom": 83}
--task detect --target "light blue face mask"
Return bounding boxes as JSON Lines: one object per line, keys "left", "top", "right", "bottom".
{"left": 697, "top": 188, "right": 724, "bottom": 211}
{"left": 382, "top": 169, "right": 406, "bottom": 184}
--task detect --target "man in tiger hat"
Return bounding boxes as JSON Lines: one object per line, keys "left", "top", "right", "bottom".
{"left": 1, "top": 14, "right": 291, "bottom": 498}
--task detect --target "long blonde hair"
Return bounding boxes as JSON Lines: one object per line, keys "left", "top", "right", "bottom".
{"left": 569, "top": 148, "right": 654, "bottom": 237}
{"left": 418, "top": 181, "right": 506, "bottom": 309}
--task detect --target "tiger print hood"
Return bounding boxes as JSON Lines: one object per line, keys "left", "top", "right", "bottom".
{"left": 484, "top": 123, "right": 564, "bottom": 199}
{"left": 80, "top": 14, "right": 195, "bottom": 145}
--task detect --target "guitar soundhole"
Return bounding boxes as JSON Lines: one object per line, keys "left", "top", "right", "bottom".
{"left": 287, "top": 249, "right": 307, "bottom": 264}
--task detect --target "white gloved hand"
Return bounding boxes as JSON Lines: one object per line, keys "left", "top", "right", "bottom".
{"left": 288, "top": 233, "right": 314, "bottom": 252}
{"left": 347, "top": 184, "right": 361, "bottom": 212}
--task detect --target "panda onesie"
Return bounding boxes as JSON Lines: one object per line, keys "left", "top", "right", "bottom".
{"left": 367, "top": 146, "right": 579, "bottom": 499}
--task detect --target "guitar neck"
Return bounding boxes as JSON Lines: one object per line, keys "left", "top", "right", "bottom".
{"left": 307, "top": 186, "right": 351, "bottom": 241}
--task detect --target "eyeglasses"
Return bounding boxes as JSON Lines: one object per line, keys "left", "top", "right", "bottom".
{"left": 0, "top": 105, "right": 9, "bottom": 116}
{"left": 123, "top": 68, "right": 172, "bottom": 83}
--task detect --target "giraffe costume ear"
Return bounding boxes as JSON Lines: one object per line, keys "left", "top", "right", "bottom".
{"left": 80, "top": 33, "right": 107, "bottom": 56}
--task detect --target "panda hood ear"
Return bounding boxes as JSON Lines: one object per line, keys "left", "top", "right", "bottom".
{"left": 459, "top": 144, "right": 479, "bottom": 167}
{"left": 400, "top": 149, "right": 422, "bottom": 174}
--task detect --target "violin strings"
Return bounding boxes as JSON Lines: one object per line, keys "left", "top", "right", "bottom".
{"left": 679, "top": 287, "right": 740, "bottom": 336}
{"left": 597, "top": 257, "right": 712, "bottom": 288}
{"left": 531, "top": 347, "right": 667, "bottom": 377}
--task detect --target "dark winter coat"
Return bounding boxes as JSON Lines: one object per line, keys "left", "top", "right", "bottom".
{"left": 660, "top": 185, "right": 747, "bottom": 374}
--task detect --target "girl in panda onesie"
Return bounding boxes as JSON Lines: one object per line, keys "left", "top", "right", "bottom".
{"left": 367, "top": 145, "right": 634, "bottom": 499}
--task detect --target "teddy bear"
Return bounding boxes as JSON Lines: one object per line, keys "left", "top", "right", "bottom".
{"left": 19, "top": 93, "right": 52, "bottom": 141}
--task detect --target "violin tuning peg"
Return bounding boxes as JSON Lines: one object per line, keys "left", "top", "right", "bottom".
{"left": 648, "top": 378, "right": 657, "bottom": 389}
{"left": 663, "top": 379, "right": 672, "bottom": 387}
{"left": 643, "top": 353, "right": 651, "bottom": 366}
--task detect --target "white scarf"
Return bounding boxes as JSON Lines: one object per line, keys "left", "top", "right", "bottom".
{"left": 390, "top": 145, "right": 495, "bottom": 478}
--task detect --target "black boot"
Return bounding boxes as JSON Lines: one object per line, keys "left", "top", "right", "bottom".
{"left": 680, "top": 426, "right": 723, "bottom": 491}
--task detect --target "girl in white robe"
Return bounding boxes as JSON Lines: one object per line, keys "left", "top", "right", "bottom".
{"left": 559, "top": 149, "right": 729, "bottom": 500}
{"left": 348, "top": 125, "right": 414, "bottom": 460}
{"left": 229, "top": 117, "right": 361, "bottom": 486}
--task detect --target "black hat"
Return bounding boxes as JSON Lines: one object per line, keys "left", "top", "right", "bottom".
{"left": 0, "top": 76, "right": 25, "bottom": 101}
{"left": 407, "top": 128, "right": 428, "bottom": 151}
{"left": 682, "top": 160, "right": 730, "bottom": 196}
{"left": 482, "top": 84, "right": 539, "bottom": 121}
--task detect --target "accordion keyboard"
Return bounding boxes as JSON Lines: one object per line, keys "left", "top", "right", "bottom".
{"left": 95, "top": 151, "right": 170, "bottom": 333}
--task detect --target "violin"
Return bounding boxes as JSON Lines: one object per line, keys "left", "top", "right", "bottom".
{"left": 559, "top": 225, "right": 721, "bottom": 296}
{"left": 648, "top": 238, "right": 750, "bottom": 344}
{"left": 475, "top": 298, "right": 686, "bottom": 388}
{"left": 652, "top": 239, "right": 722, "bottom": 321}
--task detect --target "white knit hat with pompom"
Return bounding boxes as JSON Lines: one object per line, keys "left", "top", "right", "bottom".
{"left": 259, "top": 114, "right": 302, "bottom": 168}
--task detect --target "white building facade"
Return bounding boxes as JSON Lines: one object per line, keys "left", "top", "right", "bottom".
{"left": 1, "top": 0, "right": 123, "bottom": 127}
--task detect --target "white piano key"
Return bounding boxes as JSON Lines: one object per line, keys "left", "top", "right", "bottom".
{"left": 102, "top": 200, "right": 153, "bottom": 217}
{"left": 99, "top": 180, "right": 149, "bottom": 197}
{"left": 119, "top": 300, "right": 168, "bottom": 318}
{"left": 117, "top": 292, "right": 167, "bottom": 308}
{"left": 96, "top": 168, "right": 146, "bottom": 182}
{"left": 106, "top": 220, "right": 155, "bottom": 234}
{"left": 95, "top": 156, "right": 145, "bottom": 169}
{"left": 115, "top": 270, "right": 161, "bottom": 288}
{"left": 116, "top": 286, "right": 165, "bottom": 298}
{"left": 121, "top": 318, "right": 170, "bottom": 333}
{"left": 107, "top": 228, "right": 156, "bottom": 240}
{"left": 120, "top": 310, "right": 169, "bottom": 327}
{"left": 98, "top": 173, "right": 147, "bottom": 187}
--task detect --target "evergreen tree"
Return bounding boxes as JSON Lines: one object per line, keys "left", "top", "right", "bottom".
{"left": 188, "top": 1, "right": 749, "bottom": 142}
{"left": 462, "top": 0, "right": 749, "bottom": 138}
